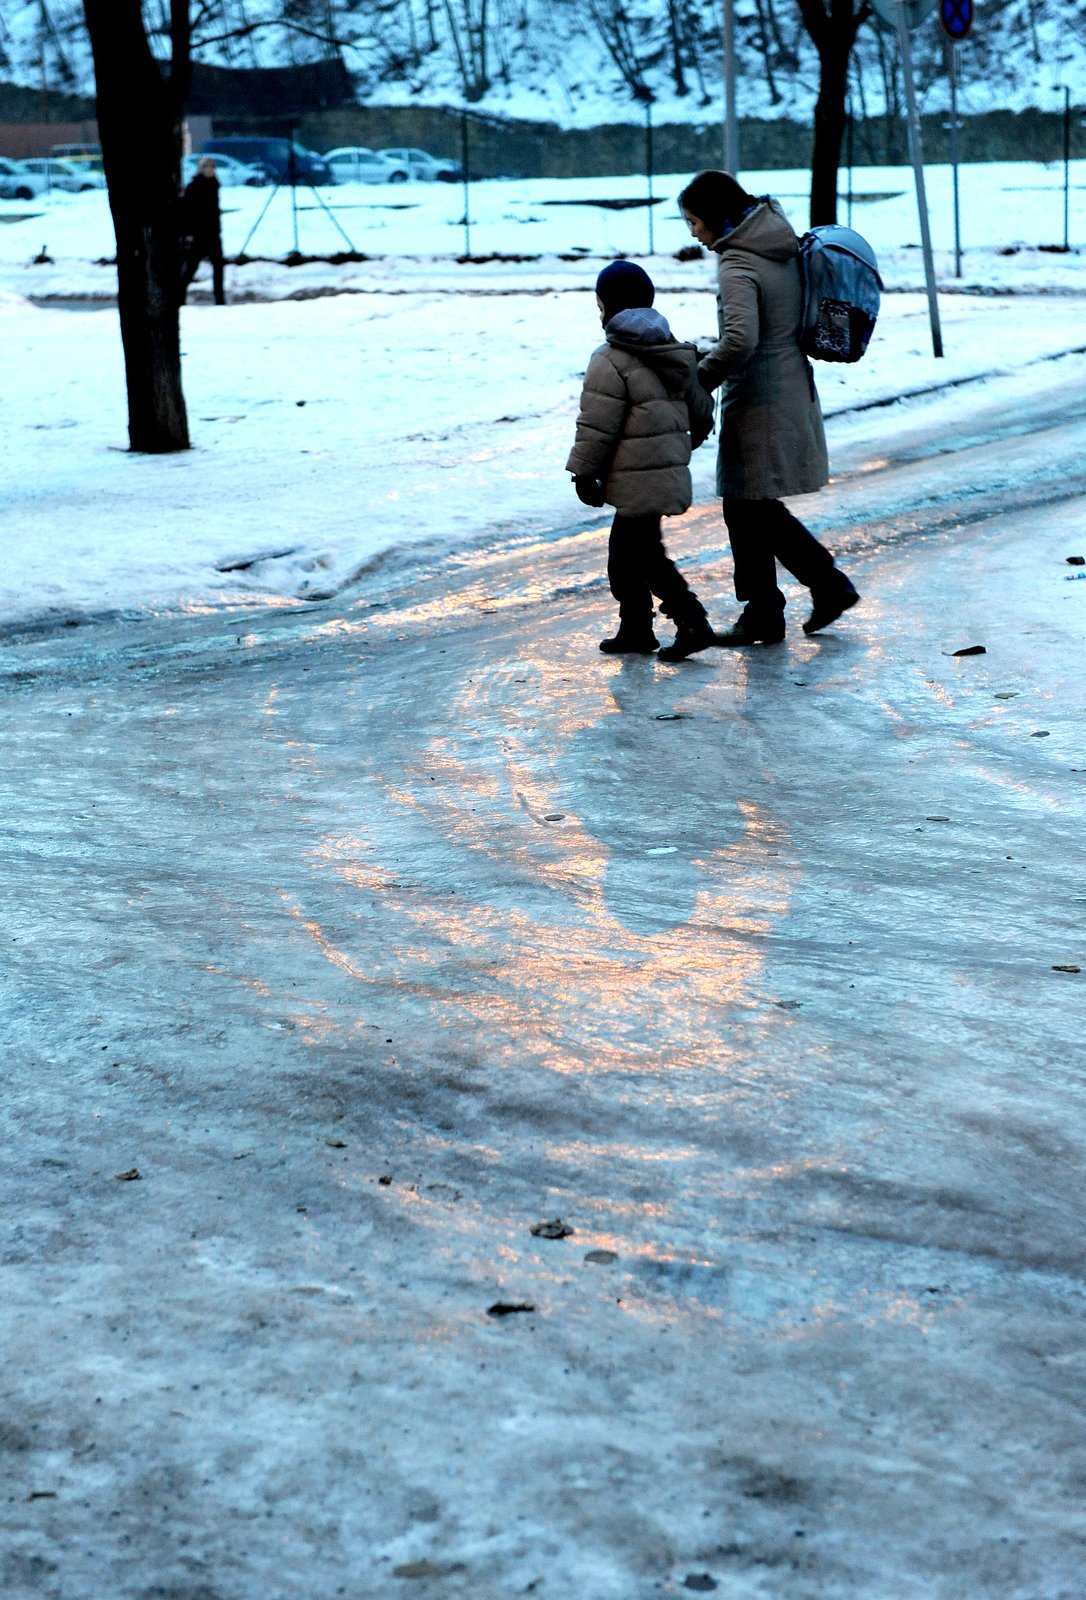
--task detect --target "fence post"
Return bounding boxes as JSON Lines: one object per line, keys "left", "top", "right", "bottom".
{"left": 948, "top": 41, "right": 962, "bottom": 277}
{"left": 721, "top": 0, "right": 739, "bottom": 173}
{"left": 461, "top": 110, "right": 471, "bottom": 259}
{"left": 646, "top": 100, "right": 654, "bottom": 256}
{"left": 1063, "top": 86, "right": 1071, "bottom": 252}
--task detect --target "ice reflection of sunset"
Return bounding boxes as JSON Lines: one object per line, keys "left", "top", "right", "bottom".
{"left": 295, "top": 633, "right": 799, "bottom": 1079}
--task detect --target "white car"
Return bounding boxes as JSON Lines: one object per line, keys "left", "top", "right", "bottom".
{"left": 324, "top": 147, "right": 405, "bottom": 185}
{"left": 182, "top": 152, "right": 269, "bottom": 188}
{"left": 0, "top": 157, "right": 48, "bottom": 200}
{"left": 21, "top": 157, "right": 105, "bottom": 192}
{"left": 378, "top": 147, "right": 461, "bottom": 182}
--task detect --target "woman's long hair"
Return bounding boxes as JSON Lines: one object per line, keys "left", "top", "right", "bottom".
{"left": 678, "top": 170, "right": 758, "bottom": 240}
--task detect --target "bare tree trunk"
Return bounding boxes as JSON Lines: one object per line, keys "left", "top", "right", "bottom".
{"left": 809, "top": 39, "right": 850, "bottom": 222}
{"left": 796, "top": 0, "right": 871, "bottom": 227}
{"left": 751, "top": 0, "right": 782, "bottom": 105}
{"left": 763, "top": 0, "right": 795, "bottom": 63}
{"left": 588, "top": 0, "right": 649, "bottom": 100}
{"left": 83, "top": 0, "right": 190, "bottom": 453}
{"left": 470, "top": 0, "right": 488, "bottom": 95}
{"left": 665, "top": 0, "right": 688, "bottom": 97}
{"left": 874, "top": 25, "right": 904, "bottom": 163}
{"left": 850, "top": 47, "right": 874, "bottom": 163}
{"left": 441, "top": 0, "right": 471, "bottom": 93}
{"left": 442, "top": 0, "right": 491, "bottom": 99}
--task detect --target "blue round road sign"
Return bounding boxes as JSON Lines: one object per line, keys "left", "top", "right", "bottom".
{"left": 940, "top": 0, "right": 974, "bottom": 40}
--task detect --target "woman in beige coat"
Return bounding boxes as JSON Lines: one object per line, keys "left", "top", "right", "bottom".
{"left": 679, "top": 170, "right": 859, "bottom": 644}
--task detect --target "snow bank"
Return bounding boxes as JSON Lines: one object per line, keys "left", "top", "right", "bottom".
{"left": 2, "top": 279, "right": 1084, "bottom": 634}
{"left": 1, "top": 160, "right": 1084, "bottom": 632}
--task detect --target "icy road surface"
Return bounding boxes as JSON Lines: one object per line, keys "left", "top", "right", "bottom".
{"left": 2, "top": 359, "right": 1085, "bottom": 1599}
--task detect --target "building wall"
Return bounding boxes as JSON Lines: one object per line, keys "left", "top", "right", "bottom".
{"left": 282, "top": 105, "right": 1081, "bottom": 178}
{"left": 0, "top": 119, "right": 99, "bottom": 158}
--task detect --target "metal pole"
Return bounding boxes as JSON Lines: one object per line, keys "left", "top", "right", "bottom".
{"left": 461, "top": 110, "right": 471, "bottom": 259}
{"left": 846, "top": 100, "right": 854, "bottom": 229}
{"left": 646, "top": 100, "right": 655, "bottom": 256}
{"left": 288, "top": 135, "right": 299, "bottom": 255}
{"left": 239, "top": 178, "right": 282, "bottom": 257}
{"left": 1064, "top": 86, "right": 1071, "bottom": 251}
{"left": 949, "top": 40, "right": 961, "bottom": 277}
{"left": 305, "top": 181, "right": 357, "bottom": 252}
{"left": 722, "top": 0, "right": 739, "bottom": 173}
{"left": 897, "top": 2, "right": 943, "bottom": 356}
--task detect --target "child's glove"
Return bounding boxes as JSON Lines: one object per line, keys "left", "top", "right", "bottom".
{"left": 573, "top": 474, "right": 605, "bottom": 507}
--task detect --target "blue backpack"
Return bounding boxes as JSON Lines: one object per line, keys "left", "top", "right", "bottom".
{"left": 797, "top": 224, "right": 883, "bottom": 363}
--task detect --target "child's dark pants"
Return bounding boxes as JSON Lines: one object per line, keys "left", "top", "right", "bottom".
{"left": 721, "top": 497, "right": 844, "bottom": 622}
{"left": 608, "top": 513, "right": 706, "bottom": 628}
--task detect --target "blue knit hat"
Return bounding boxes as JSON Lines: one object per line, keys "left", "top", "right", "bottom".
{"left": 595, "top": 259, "right": 655, "bottom": 320}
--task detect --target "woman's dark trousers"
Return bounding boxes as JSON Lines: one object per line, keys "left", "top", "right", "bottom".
{"left": 722, "top": 497, "right": 845, "bottom": 624}
{"left": 179, "top": 241, "right": 225, "bottom": 306}
{"left": 608, "top": 514, "right": 706, "bottom": 630}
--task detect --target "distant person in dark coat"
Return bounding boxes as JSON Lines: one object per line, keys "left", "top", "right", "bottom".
{"left": 679, "top": 169, "right": 859, "bottom": 644}
{"left": 179, "top": 156, "right": 225, "bottom": 306}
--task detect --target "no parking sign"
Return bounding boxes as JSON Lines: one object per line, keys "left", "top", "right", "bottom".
{"left": 940, "top": 0, "right": 974, "bottom": 40}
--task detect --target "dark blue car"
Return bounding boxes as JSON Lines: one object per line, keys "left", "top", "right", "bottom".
{"left": 201, "top": 137, "right": 332, "bottom": 186}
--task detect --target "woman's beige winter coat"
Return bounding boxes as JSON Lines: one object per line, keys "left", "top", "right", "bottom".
{"left": 566, "top": 309, "right": 714, "bottom": 518}
{"left": 698, "top": 198, "right": 828, "bottom": 501}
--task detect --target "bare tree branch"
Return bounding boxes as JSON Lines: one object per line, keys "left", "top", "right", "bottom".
{"left": 192, "top": 17, "right": 346, "bottom": 49}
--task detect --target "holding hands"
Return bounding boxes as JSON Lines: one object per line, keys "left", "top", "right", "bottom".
{"left": 573, "top": 474, "right": 606, "bottom": 507}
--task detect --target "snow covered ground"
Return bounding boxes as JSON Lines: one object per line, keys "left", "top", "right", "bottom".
{"left": 3, "top": 153, "right": 1086, "bottom": 1598}
{"left": 2, "top": 349, "right": 1085, "bottom": 1600}
{"left": 1, "top": 158, "right": 1085, "bottom": 633}
{"left": 1, "top": 284, "right": 1082, "bottom": 632}
{"left": 2, "top": 160, "right": 1084, "bottom": 287}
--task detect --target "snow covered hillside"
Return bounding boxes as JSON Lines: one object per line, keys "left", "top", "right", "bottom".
{"left": 1, "top": 1, "right": 1084, "bottom": 130}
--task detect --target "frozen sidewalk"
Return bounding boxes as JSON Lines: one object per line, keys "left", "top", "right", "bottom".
{"left": 1, "top": 356, "right": 1085, "bottom": 1597}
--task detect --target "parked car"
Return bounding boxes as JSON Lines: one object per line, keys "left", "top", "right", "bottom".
{"left": 201, "top": 137, "right": 331, "bottom": 186}
{"left": 323, "top": 146, "right": 402, "bottom": 185}
{"left": 377, "top": 147, "right": 462, "bottom": 182}
{"left": 182, "top": 152, "right": 268, "bottom": 188}
{"left": 49, "top": 142, "right": 103, "bottom": 172}
{"left": 21, "top": 157, "right": 105, "bottom": 192}
{"left": 0, "top": 157, "right": 47, "bottom": 200}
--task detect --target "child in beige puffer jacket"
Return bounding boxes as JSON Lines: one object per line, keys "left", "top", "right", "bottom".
{"left": 566, "top": 260, "right": 720, "bottom": 662}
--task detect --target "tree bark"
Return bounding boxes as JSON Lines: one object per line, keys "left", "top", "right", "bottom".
{"left": 83, "top": 0, "right": 190, "bottom": 453}
{"left": 795, "top": 0, "right": 871, "bottom": 228}
{"left": 665, "top": 0, "right": 688, "bottom": 97}
{"left": 809, "top": 39, "right": 851, "bottom": 223}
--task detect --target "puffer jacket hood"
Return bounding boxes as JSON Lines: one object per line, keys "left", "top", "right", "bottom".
{"left": 604, "top": 306, "right": 673, "bottom": 344}
{"left": 712, "top": 197, "right": 797, "bottom": 263}
{"left": 605, "top": 306, "right": 700, "bottom": 400}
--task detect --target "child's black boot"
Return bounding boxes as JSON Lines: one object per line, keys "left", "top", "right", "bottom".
{"left": 657, "top": 601, "right": 718, "bottom": 663}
